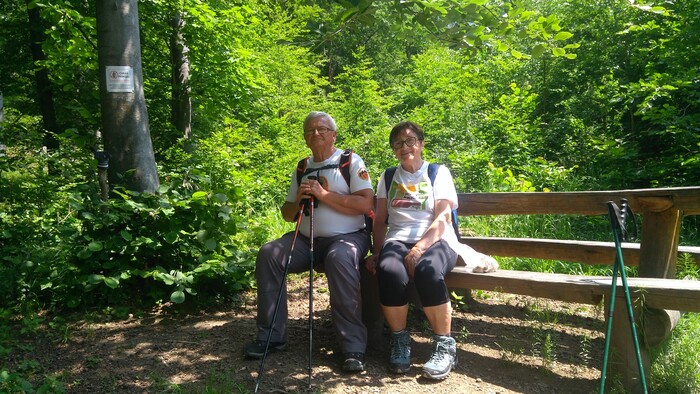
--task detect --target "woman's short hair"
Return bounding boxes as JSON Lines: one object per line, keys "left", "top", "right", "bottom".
{"left": 303, "top": 111, "right": 337, "bottom": 132}
{"left": 389, "top": 121, "right": 424, "bottom": 145}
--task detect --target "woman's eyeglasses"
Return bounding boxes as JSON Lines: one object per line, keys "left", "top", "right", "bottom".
{"left": 304, "top": 127, "right": 333, "bottom": 135}
{"left": 391, "top": 137, "right": 419, "bottom": 150}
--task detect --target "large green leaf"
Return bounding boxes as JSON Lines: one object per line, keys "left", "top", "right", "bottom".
{"left": 103, "top": 277, "right": 120, "bottom": 289}
{"left": 204, "top": 238, "right": 217, "bottom": 251}
{"left": 88, "top": 274, "right": 104, "bottom": 285}
{"left": 171, "top": 290, "right": 186, "bottom": 304}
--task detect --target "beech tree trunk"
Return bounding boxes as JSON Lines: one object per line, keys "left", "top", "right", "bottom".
{"left": 96, "top": 0, "right": 159, "bottom": 192}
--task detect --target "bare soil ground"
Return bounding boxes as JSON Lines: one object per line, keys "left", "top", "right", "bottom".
{"left": 16, "top": 274, "right": 606, "bottom": 393}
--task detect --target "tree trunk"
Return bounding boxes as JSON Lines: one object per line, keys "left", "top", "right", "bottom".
{"left": 170, "top": 12, "right": 191, "bottom": 142}
{"left": 26, "top": 1, "right": 59, "bottom": 150}
{"left": 96, "top": 0, "right": 159, "bottom": 193}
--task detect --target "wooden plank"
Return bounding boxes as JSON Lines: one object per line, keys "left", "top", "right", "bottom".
{"left": 461, "top": 237, "right": 640, "bottom": 266}
{"left": 444, "top": 267, "right": 700, "bottom": 312}
{"left": 460, "top": 237, "right": 700, "bottom": 266}
{"left": 457, "top": 187, "right": 700, "bottom": 216}
{"left": 617, "top": 277, "right": 700, "bottom": 312}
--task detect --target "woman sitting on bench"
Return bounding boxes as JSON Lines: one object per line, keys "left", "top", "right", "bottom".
{"left": 365, "top": 121, "right": 461, "bottom": 380}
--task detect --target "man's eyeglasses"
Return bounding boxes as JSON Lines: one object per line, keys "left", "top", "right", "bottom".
{"left": 304, "top": 127, "right": 333, "bottom": 135}
{"left": 391, "top": 136, "right": 419, "bottom": 150}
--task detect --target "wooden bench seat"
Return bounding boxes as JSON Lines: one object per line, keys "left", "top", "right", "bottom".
{"left": 445, "top": 266, "right": 700, "bottom": 312}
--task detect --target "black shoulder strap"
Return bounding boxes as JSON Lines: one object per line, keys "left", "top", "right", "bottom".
{"left": 383, "top": 166, "right": 397, "bottom": 224}
{"left": 339, "top": 149, "right": 352, "bottom": 187}
{"left": 295, "top": 157, "right": 308, "bottom": 188}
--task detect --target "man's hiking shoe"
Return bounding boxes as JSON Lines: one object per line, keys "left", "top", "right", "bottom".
{"left": 422, "top": 335, "right": 457, "bottom": 380}
{"left": 389, "top": 329, "right": 411, "bottom": 374}
{"left": 244, "top": 340, "right": 287, "bottom": 359}
{"left": 342, "top": 352, "right": 365, "bottom": 372}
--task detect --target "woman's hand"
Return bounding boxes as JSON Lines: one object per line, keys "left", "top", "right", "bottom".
{"left": 365, "top": 254, "right": 379, "bottom": 275}
{"left": 404, "top": 246, "right": 424, "bottom": 278}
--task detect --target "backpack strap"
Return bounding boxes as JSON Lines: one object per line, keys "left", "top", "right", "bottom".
{"left": 383, "top": 166, "right": 398, "bottom": 224}
{"left": 295, "top": 157, "right": 309, "bottom": 188}
{"left": 338, "top": 149, "right": 352, "bottom": 187}
{"left": 428, "top": 163, "right": 461, "bottom": 238}
{"left": 383, "top": 166, "right": 398, "bottom": 196}
{"left": 427, "top": 163, "right": 439, "bottom": 185}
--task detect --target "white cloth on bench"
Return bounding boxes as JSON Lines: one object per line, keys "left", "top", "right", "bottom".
{"left": 452, "top": 242, "right": 499, "bottom": 273}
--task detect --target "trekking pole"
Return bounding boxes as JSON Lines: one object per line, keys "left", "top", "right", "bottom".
{"left": 307, "top": 175, "right": 316, "bottom": 389}
{"left": 254, "top": 203, "right": 306, "bottom": 394}
{"left": 599, "top": 199, "right": 648, "bottom": 394}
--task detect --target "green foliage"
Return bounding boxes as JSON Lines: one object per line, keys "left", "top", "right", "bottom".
{"left": 676, "top": 253, "right": 700, "bottom": 280}
{"left": 397, "top": 46, "right": 490, "bottom": 164}
{"left": 328, "top": 46, "right": 393, "bottom": 178}
{"left": 651, "top": 313, "right": 700, "bottom": 393}
{"left": 334, "top": 0, "right": 577, "bottom": 58}
{"left": 60, "top": 179, "right": 253, "bottom": 307}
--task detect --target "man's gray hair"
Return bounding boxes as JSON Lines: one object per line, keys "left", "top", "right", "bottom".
{"left": 303, "top": 111, "right": 337, "bottom": 132}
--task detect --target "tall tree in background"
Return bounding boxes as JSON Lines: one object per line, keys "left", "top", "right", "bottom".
{"left": 26, "top": 1, "right": 59, "bottom": 150}
{"left": 170, "top": 11, "right": 191, "bottom": 142}
{"left": 96, "top": 0, "right": 158, "bottom": 192}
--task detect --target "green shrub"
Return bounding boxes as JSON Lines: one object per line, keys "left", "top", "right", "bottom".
{"left": 58, "top": 177, "right": 255, "bottom": 308}
{"left": 1, "top": 173, "right": 256, "bottom": 312}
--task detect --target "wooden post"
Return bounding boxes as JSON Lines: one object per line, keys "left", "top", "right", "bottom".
{"left": 607, "top": 201, "right": 682, "bottom": 392}
{"left": 605, "top": 293, "right": 650, "bottom": 394}
{"left": 637, "top": 206, "right": 681, "bottom": 278}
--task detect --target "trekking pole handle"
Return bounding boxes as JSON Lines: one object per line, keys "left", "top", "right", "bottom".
{"left": 606, "top": 201, "right": 622, "bottom": 234}
{"left": 299, "top": 175, "right": 317, "bottom": 214}
{"left": 619, "top": 198, "right": 629, "bottom": 228}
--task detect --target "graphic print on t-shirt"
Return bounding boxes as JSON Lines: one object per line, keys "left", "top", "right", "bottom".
{"left": 389, "top": 180, "right": 429, "bottom": 211}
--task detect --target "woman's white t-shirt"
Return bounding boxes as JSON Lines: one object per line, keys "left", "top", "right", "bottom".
{"left": 376, "top": 161, "right": 458, "bottom": 244}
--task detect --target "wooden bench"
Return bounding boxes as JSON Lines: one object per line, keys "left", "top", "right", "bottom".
{"left": 362, "top": 186, "right": 700, "bottom": 393}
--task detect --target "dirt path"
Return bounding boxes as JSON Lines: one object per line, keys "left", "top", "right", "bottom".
{"left": 19, "top": 275, "right": 605, "bottom": 393}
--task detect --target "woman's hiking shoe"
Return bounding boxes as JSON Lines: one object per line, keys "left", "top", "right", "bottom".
{"left": 389, "top": 329, "right": 411, "bottom": 373}
{"left": 342, "top": 352, "right": 365, "bottom": 372}
{"left": 244, "top": 340, "right": 287, "bottom": 359}
{"left": 422, "top": 335, "right": 457, "bottom": 380}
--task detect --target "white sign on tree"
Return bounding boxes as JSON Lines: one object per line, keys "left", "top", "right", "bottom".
{"left": 106, "top": 66, "right": 134, "bottom": 93}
